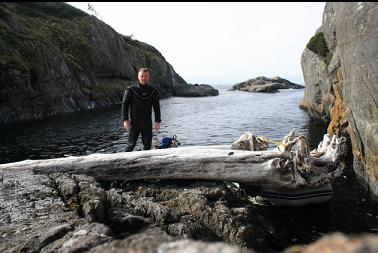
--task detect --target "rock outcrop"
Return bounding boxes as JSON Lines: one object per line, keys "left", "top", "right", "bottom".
{"left": 300, "top": 2, "right": 378, "bottom": 199}
{"left": 0, "top": 160, "right": 276, "bottom": 252}
{"left": 173, "top": 83, "right": 219, "bottom": 97}
{"left": 230, "top": 76, "right": 304, "bottom": 93}
{"left": 0, "top": 2, "right": 217, "bottom": 125}
{"left": 2, "top": 162, "right": 378, "bottom": 253}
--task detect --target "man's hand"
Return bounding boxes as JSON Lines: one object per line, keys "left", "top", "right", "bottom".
{"left": 155, "top": 122, "right": 161, "bottom": 133}
{"left": 123, "top": 120, "right": 130, "bottom": 130}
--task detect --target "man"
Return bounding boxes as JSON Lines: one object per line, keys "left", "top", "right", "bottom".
{"left": 122, "top": 68, "right": 161, "bottom": 151}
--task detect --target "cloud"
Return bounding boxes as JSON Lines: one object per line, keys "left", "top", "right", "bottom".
{"left": 68, "top": 2, "right": 325, "bottom": 85}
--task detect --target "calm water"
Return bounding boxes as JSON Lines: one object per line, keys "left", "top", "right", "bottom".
{"left": 0, "top": 87, "right": 324, "bottom": 164}
{"left": 0, "top": 86, "right": 377, "bottom": 248}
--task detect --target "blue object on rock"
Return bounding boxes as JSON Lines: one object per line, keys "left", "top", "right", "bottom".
{"left": 159, "top": 137, "right": 173, "bottom": 149}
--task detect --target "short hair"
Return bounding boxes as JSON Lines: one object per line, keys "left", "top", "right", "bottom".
{"left": 138, "top": 68, "right": 149, "bottom": 74}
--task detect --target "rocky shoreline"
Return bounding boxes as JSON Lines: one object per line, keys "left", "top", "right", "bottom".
{"left": 0, "top": 164, "right": 273, "bottom": 252}
{"left": 230, "top": 76, "right": 304, "bottom": 93}
{"left": 1, "top": 164, "right": 378, "bottom": 253}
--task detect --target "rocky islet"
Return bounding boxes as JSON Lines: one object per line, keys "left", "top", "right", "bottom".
{"left": 230, "top": 76, "right": 304, "bottom": 93}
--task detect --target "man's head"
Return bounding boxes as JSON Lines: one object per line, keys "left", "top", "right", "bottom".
{"left": 138, "top": 68, "right": 150, "bottom": 86}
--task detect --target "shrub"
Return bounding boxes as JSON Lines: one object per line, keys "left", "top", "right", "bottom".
{"left": 306, "top": 32, "right": 332, "bottom": 65}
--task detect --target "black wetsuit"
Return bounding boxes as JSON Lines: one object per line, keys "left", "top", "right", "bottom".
{"left": 122, "top": 82, "right": 161, "bottom": 151}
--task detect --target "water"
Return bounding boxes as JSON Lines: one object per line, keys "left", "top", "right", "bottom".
{"left": 0, "top": 87, "right": 322, "bottom": 164}
{"left": 0, "top": 86, "right": 377, "bottom": 248}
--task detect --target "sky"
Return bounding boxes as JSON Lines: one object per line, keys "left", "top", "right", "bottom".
{"left": 68, "top": 2, "right": 325, "bottom": 85}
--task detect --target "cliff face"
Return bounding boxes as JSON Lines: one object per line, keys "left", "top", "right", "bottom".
{"left": 0, "top": 3, "right": 216, "bottom": 124}
{"left": 301, "top": 3, "right": 378, "bottom": 198}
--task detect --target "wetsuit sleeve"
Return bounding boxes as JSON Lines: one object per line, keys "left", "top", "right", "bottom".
{"left": 152, "top": 89, "right": 161, "bottom": 123}
{"left": 121, "top": 88, "right": 132, "bottom": 121}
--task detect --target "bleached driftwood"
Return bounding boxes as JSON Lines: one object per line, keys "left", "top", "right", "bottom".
{"left": 231, "top": 132, "right": 269, "bottom": 151}
{"left": 0, "top": 130, "right": 347, "bottom": 190}
{"left": 232, "top": 129, "right": 347, "bottom": 188}
{"left": 231, "top": 129, "right": 304, "bottom": 153}
{"left": 310, "top": 134, "right": 347, "bottom": 162}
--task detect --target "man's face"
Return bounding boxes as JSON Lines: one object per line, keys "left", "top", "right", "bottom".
{"left": 138, "top": 71, "right": 150, "bottom": 85}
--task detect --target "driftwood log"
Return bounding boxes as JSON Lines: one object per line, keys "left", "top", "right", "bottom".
{"left": 0, "top": 130, "right": 347, "bottom": 190}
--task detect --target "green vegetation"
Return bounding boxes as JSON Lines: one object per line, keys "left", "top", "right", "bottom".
{"left": 0, "top": 50, "right": 29, "bottom": 71}
{"left": 0, "top": 2, "right": 93, "bottom": 73}
{"left": 324, "top": 52, "right": 333, "bottom": 66}
{"left": 306, "top": 32, "right": 332, "bottom": 65}
{"left": 2, "top": 2, "right": 87, "bottom": 19}
{"left": 0, "top": 1, "right": 161, "bottom": 86}
{"left": 21, "top": 15, "right": 93, "bottom": 67}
